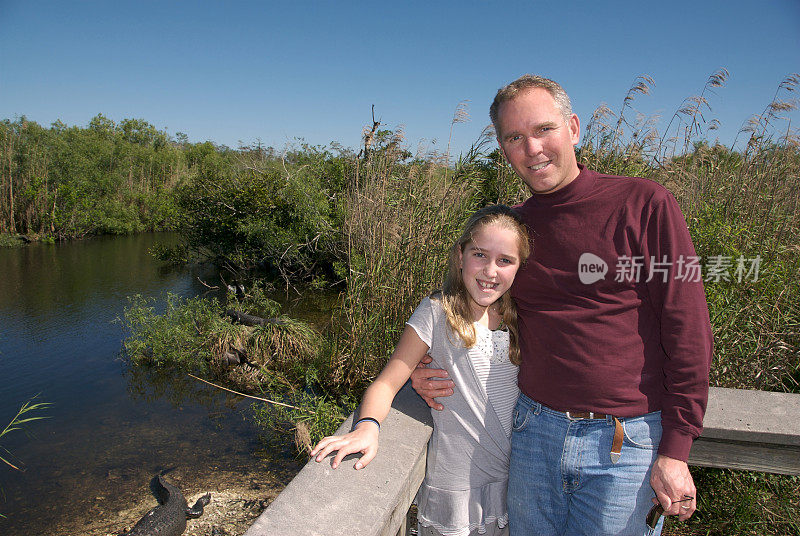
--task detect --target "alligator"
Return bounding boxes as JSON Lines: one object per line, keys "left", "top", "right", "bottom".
{"left": 124, "top": 475, "right": 211, "bottom": 536}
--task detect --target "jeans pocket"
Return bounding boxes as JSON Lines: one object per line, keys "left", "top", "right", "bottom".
{"left": 512, "top": 404, "right": 531, "bottom": 432}
{"left": 621, "top": 412, "right": 662, "bottom": 450}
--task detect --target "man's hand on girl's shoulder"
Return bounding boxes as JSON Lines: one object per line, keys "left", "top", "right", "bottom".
{"left": 410, "top": 354, "right": 455, "bottom": 411}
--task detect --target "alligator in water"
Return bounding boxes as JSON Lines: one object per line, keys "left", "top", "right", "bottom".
{"left": 123, "top": 475, "right": 211, "bottom": 536}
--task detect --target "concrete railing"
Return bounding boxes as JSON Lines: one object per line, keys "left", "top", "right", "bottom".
{"left": 244, "top": 382, "right": 433, "bottom": 536}
{"left": 689, "top": 387, "right": 800, "bottom": 475}
{"left": 245, "top": 386, "right": 800, "bottom": 536}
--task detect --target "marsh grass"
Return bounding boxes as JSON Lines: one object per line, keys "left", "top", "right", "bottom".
{"left": 1, "top": 396, "right": 50, "bottom": 517}
{"left": 665, "top": 469, "right": 800, "bottom": 536}
{"left": 0, "top": 397, "right": 49, "bottom": 517}
{"left": 121, "top": 290, "right": 321, "bottom": 394}
{"left": 0, "top": 234, "right": 27, "bottom": 248}
{"left": 325, "top": 126, "right": 496, "bottom": 395}
{"left": 576, "top": 71, "right": 800, "bottom": 535}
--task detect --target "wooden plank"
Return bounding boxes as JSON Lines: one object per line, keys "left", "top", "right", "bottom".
{"left": 690, "top": 388, "right": 800, "bottom": 474}
{"left": 690, "top": 436, "right": 800, "bottom": 475}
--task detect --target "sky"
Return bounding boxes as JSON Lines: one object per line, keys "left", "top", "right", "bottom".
{"left": 1, "top": 0, "right": 798, "bottom": 157}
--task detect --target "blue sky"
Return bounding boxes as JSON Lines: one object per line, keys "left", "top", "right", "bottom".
{"left": 1, "top": 0, "right": 798, "bottom": 157}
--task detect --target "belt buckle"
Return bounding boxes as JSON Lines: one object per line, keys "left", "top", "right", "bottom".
{"left": 565, "top": 411, "right": 593, "bottom": 420}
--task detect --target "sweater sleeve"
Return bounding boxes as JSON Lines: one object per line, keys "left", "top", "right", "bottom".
{"left": 641, "top": 190, "right": 713, "bottom": 461}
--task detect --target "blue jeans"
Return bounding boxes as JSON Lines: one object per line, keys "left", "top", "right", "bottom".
{"left": 508, "top": 393, "right": 664, "bottom": 536}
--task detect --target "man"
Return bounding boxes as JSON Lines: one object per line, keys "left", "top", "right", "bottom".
{"left": 411, "top": 75, "right": 713, "bottom": 535}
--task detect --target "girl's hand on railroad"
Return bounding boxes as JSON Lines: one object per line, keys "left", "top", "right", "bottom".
{"left": 309, "top": 423, "right": 379, "bottom": 470}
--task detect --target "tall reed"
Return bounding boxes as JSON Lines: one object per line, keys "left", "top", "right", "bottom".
{"left": 326, "top": 127, "right": 489, "bottom": 393}
{"left": 579, "top": 71, "right": 800, "bottom": 394}
{"left": 0, "top": 397, "right": 50, "bottom": 472}
{"left": 577, "top": 71, "right": 799, "bottom": 535}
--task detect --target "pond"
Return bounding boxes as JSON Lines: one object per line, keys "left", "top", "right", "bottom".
{"left": 0, "top": 234, "right": 329, "bottom": 535}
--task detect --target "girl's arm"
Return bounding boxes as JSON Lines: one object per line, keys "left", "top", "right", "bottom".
{"left": 310, "top": 325, "right": 430, "bottom": 469}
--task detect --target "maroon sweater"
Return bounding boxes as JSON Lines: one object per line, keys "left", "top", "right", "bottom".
{"left": 511, "top": 165, "right": 712, "bottom": 461}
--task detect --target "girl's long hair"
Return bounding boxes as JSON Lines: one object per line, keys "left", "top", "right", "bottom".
{"left": 437, "top": 205, "right": 531, "bottom": 365}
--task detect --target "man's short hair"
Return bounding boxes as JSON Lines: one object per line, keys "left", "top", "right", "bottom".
{"left": 490, "top": 75, "right": 573, "bottom": 132}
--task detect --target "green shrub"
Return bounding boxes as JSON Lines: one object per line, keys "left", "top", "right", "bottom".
{"left": 173, "top": 142, "right": 352, "bottom": 280}
{"left": 122, "top": 293, "right": 223, "bottom": 373}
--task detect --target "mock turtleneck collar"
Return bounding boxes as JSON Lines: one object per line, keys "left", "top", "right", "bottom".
{"left": 525, "top": 164, "right": 596, "bottom": 207}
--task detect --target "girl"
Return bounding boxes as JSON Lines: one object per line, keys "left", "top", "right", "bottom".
{"left": 311, "top": 204, "right": 530, "bottom": 536}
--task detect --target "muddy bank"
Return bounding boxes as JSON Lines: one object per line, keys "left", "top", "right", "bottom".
{"left": 48, "top": 461, "right": 303, "bottom": 536}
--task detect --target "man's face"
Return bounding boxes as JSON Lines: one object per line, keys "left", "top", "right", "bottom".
{"left": 496, "top": 88, "right": 581, "bottom": 195}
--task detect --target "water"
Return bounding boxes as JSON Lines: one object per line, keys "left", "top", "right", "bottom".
{"left": 0, "top": 234, "right": 318, "bottom": 534}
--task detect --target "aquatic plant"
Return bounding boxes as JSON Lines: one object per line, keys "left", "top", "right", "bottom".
{"left": 0, "top": 396, "right": 50, "bottom": 471}
{"left": 121, "top": 287, "right": 321, "bottom": 392}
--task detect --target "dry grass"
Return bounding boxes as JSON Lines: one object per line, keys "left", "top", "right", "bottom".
{"left": 575, "top": 70, "right": 800, "bottom": 535}
{"left": 326, "top": 128, "right": 491, "bottom": 393}
{"left": 578, "top": 71, "right": 800, "bottom": 394}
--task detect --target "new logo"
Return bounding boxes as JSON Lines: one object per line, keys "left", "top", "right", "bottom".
{"left": 578, "top": 253, "right": 608, "bottom": 284}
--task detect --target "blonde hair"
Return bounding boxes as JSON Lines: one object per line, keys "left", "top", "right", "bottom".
{"left": 437, "top": 205, "right": 531, "bottom": 365}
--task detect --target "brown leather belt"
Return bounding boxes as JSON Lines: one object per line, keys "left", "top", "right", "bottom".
{"left": 564, "top": 411, "right": 624, "bottom": 464}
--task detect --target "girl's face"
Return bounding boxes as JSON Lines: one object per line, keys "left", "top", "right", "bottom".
{"left": 458, "top": 222, "right": 522, "bottom": 319}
